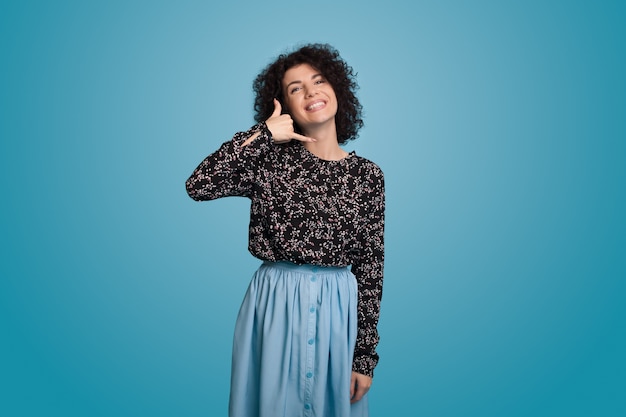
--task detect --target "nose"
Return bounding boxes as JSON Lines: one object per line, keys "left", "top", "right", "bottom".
{"left": 305, "top": 84, "right": 318, "bottom": 98}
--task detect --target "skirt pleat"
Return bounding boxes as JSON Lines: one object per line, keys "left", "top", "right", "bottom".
{"left": 229, "top": 261, "right": 369, "bottom": 417}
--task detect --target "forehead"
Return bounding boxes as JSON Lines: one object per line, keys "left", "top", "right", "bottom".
{"left": 282, "top": 63, "right": 320, "bottom": 84}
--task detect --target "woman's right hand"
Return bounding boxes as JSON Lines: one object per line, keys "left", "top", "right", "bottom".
{"left": 266, "top": 99, "right": 316, "bottom": 144}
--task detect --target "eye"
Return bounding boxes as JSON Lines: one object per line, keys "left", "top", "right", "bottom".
{"left": 314, "top": 79, "right": 326, "bottom": 85}
{"left": 290, "top": 86, "right": 302, "bottom": 94}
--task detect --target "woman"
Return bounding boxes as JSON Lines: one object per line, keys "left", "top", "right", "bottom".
{"left": 186, "top": 43, "right": 385, "bottom": 417}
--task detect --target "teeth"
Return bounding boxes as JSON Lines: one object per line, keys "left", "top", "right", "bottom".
{"left": 307, "top": 102, "right": 325, "bottom": 111}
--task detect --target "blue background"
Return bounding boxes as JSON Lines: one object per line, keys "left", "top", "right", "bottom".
{"left": 1, "top": 1, "right": 625, "bottom": 416}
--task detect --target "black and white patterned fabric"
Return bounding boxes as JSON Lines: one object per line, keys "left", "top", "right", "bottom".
{"left": 186, "top": 122, "right": 385, "bottom": 376}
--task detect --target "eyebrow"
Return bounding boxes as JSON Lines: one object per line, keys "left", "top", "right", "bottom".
{"left": 286, "top": 73, "right": 323, "bottom": 89}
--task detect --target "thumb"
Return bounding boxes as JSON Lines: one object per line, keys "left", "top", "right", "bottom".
{"left": 271, "top": 98, "right": 282, "bottom": 117}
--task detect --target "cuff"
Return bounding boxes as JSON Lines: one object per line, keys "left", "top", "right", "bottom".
{"left": 352, "top": 353, "right": 378, "bottom": 378}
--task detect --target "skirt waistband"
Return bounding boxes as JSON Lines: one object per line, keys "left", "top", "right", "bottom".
{"left": 262, "top": 261, "right": 349, "bottom": 274}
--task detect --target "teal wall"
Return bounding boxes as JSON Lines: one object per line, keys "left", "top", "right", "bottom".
{"left": 1, "top": 1, "right": 624, "bottom": 416}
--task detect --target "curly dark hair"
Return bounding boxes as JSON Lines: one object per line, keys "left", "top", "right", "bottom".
{"left": 253, "top": 43, "right": 363, "bottom": 144}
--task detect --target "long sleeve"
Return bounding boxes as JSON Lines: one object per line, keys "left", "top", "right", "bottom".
{"left": 351, "top": 166, "right": 385, "bottom": 377}
{"left": 187, "top": 127, "right": 386, "bottom": 376}
{"left": 185, "top": 123, "right": 272, "bottom": 201}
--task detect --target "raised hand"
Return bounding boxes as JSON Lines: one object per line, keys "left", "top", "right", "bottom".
{"left": 265, "top": 99, "right": 316, "bottom": 144}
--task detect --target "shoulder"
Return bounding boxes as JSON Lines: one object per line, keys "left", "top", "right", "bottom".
{"left": 350, "top": 154, "right": 385, "bottom": 182}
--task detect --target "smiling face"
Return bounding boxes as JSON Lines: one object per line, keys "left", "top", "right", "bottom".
{"left": 282, "top": 63, "right": 338, "bottom": 134}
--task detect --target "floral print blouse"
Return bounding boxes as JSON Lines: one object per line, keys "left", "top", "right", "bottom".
{"left": 185, "top": 122, "right": 385, "bottom": 377}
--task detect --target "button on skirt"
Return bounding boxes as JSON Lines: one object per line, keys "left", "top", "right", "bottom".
{"left": 229, "top": 261, "right": 369, "bottom": 417}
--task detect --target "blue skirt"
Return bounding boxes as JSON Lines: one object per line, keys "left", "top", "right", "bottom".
{"left": 229, "top": 261, "right": 369, "bottom": 417}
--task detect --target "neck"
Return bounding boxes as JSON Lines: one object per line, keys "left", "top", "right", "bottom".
{"left": 302, "top": 122, "right": 348, "bottom": 161}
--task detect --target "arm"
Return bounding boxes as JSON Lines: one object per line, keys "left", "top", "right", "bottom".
{"left": 185, "top": 100, "right": 316, "bottom": 202}
{"left": 351, "top": 166, "right": 385, "bottom": 378}
{"left": 185, "top": 123, "right": 272, "bottom": 201}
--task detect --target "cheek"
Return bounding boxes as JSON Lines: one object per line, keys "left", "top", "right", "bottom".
{"left": 329, "top": 96, "right": 339, "bottom": 113}
{"left": 283, "top": 96, "right": 297, "bottom": 113}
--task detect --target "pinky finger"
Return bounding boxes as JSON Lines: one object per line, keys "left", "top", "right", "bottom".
{"left": 292, "top": 133, "right": 317, "bottom": 142}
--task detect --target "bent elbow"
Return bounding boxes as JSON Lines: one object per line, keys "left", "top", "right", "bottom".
{"left": 185, "top": 178, "right": 203, "bottom": 201}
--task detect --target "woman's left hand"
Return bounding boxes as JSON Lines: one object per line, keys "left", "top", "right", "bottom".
{"left": 350, "top": 371, "right": 372, "bottom": 404}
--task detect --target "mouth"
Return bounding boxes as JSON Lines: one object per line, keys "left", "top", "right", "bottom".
{"left": 305, "top": 100, "right": 326, "bottom": 112}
